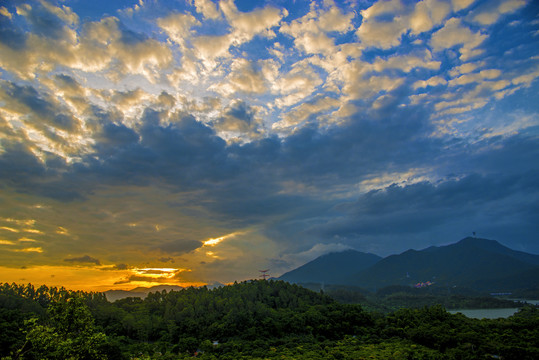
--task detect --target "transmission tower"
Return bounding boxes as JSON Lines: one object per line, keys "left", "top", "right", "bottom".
{"left": 259, "top": 269, "right": 270, "bottom": 280}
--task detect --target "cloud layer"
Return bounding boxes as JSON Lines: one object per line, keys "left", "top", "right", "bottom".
{"left": 0, "top": 0, "right": 538, "bottom": 289}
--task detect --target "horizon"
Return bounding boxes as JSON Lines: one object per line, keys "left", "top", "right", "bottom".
{"left": 1, "top": 0, "right": 538, "bottom": 292}
{"left": 3, "top": 235, "right": 536, "bottom": 292}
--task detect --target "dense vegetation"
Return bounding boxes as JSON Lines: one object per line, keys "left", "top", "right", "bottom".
{"left": 299, "top": 283, "right": 528, "bottom": 313}
{"left": 1, "top": 281, "right": 538, "bottom": 359}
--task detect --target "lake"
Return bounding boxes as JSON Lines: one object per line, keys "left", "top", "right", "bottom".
{"left": 449, "top": 299, "right": 539, "bottom": 319}
{"left": 449, "top": 308, "right": 520, "bottom": 319}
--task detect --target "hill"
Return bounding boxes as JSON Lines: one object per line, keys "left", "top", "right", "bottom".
{"left": 347, "top": 237, "right": 539, "bottom": 292}
{"left": 104, "top": 284, "right": 184, "bottom": 301}
{"left": 278, "top": 249, "right": 381, "bottom": 285}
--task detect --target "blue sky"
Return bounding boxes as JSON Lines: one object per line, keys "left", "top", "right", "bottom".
{"left": 0, "top": 0, "right": 538, "bottom": 290}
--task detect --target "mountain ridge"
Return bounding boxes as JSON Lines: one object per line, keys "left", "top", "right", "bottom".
{"left": 278, "top": 249, "right": 382, "bottom": 285}
{"left": 280, "top": 237, "right": 539, "bottom": 293}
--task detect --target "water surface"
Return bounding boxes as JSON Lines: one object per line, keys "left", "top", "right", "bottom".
{"left": 449, "top": 308, "right": 519, "bottom": 319}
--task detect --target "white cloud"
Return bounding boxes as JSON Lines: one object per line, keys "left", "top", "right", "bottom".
{"left": 341, "top": 61, "right": 406, "bottom": 100}
{"left": 357, "top": 14, "right": 407, "bottom": 49}
{"left": 357, "top": 0, "right": 452, "bottom": 50}
{"left": 157, "top": 12, "right": 199, "bottom": 48}
{"left": 472, "top": 0, "right": 526, "bottom": 25}
{"left": 273, "top": 63, "right": 323, "bottom": 108}
{"left": 452, "top": 0, "right": 476, "bottom": 12}
{"left": 511, "top": 67, "right": 539, "bottom": 87}
{"left": 413, "top": 75, "right": 447, "bottom": 89}
{"left": 194, "top": 0, "right": 221, "bottom": 19}
{"left": 192, "top": 33, "right": 233, "bottom": 65}
{"left": 448, "top": 60, "right": 485, "bottom": 77}
{"left": 448, "top": 69, "right": 501, "bottom": 86}
{"left": 409, "top": 0, "right": 451, "bottom": 35}
{"left": 430, "top": 17, "right": 487, "bottom": 60}
{"left": 360, "top": 0, "right": 403, "bottom": 20}
{"left": 209, "top": 58, "right": 268, "bottom": 96}
{"left": 0, "top": 6, "right": 12, "bottom": 19}
{"left": 280, "top": 1, "right": 354, "bottom": 55}
{"left": 274, "top": 97, "right": 340, "bottom": 129}
{"left": 372, "top": 50, "right": 441, "bottom": 73}
{"left": 220, "top": 0, "right": 284, "bottom": 44}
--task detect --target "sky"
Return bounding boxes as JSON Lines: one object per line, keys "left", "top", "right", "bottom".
{"left": 0, "top": 0, "right": 538, "bottom": 291}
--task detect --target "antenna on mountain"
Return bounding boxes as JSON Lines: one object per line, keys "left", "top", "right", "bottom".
{"left": 259, "top": 269, "right": 270, "bottom": 280}
{"left": 473, "top": 231, "right": 476, "bottom": 238}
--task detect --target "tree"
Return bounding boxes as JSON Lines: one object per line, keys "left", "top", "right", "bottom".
{"left": 20, "top": 295, "right": 109, "bottom": 360}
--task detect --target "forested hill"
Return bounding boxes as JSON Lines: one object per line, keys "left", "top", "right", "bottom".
{"left": 278, "top": 250, "right": 381, "bottom": 284}
{"left": 278, "top": 237, "right": 539, "bottom": 293}
{"left": 349, "top": 237, "right": 539, "bottom": 291}
{"left": 1, "top": 281, "right": 539, "bottom": 359}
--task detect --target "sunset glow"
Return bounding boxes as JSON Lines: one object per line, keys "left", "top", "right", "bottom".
{"left": 0, "top": 0, "right": 538, "bottom": 292}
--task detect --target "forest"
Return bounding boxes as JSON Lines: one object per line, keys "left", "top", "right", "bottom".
{"left": 299, "top": 283, "right": 529, "bottom": 312}
{"left": 0, "top": 280, "right": 538, "bottom": 359}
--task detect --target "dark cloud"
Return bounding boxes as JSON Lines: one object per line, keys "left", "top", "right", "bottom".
{"left": 54, "top": 74, "right": 83, "bottom": 93}
{"left": 101, "top": 264, "right": 129, "bottom": 271}
{"left": 0, "top": 15, "right": 27, "bottom": 50}
{"left": 64, "top": 255, "right": 101, "bottom": 265}
{"left": 306, "top": 168, "right": 539, "bottom": 254}
{"left": 2, "top": 81, "right": 80, "bottom": 132}
{"left": 0, "top": 75, "right": 537, "bottom": 259}
{"left": 20, "top": 1, "right": 72, "bottom": 40}
{"left": 214, "top": 100, "right": 261, "bottom": 134}
{"left": 156, "top": 239, "right": 203, "bottom": 255}
{"left": 119, "top": 24, "right": 148, "bottom": 45}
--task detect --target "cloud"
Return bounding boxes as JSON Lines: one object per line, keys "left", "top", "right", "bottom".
{"left": 220, "top": 0, "right": 284, "bottom": 43}
{"left": 300, "top": 133, "right": 539, "bottom": 248}
{"left": 371, "top": 50, "right": 441, "bottom": 73}
{"left": 156, "top": 239, "right": 203, "bottom": 255}
{"left": 157, "top": 12, "right": 199, "bottom": 48}
{"left": 472, "top": 0, "right": 526, "bottom": 25}
{"left": 413, "top": 75, "right": 447, "bottom": 89}
{"left": 448, "top": 69, "right": 501, "bottom": 87}
{"left": 194, "top": 0, "right": 221, "bottom": 20}
{"left": 100, "top": 263, "right": 130, "bottom": 271}
{"left": 276, "top": 96, "right": 340, "bottom": 129}
{"left": 64, "top": 255, "right": 101, "bottom": 265}
{"left": 0, "top": 6, "right": 12, "bottom": 19}
{"left": 357, "top": 0, "right": 451, "bottom": 49}
{"left": 276, "top": 242, "right": 353, "bottom": 269}
{"left": 279, "top": 1, "right": 354, "bottom": 55}
{"left": 213, "top": 100, "right": 264, "bottom": 139}
{"left": 452, "top": 0, "right": 476, "bottom": 12}
{"left": 430, "top": 17, "right": 487, "bottom": 60}
{"left": 16, "top": 1, "right": 77, "bottom": 40}
{"left": 210, "top": 58, "right": 268, "bottom": 96}
{"left": 273, "top": 62, "right": 323, "bottom": 108}
{"left": 190, "top": 0, "right": 285, "bottom": 68}
{"left": 0, "top": 0, "right": 538, "bottom": 286}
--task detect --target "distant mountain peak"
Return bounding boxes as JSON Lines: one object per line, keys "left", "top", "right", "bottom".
{"left": 347, "top": 237, "right": 539, "bottom": 292}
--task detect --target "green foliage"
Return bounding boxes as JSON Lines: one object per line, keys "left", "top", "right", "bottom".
{"left": 1, "top": 281, "right": 538, "bottom": 359}
{"left": 21, "top": 296, "right": 111, "bottom": 360}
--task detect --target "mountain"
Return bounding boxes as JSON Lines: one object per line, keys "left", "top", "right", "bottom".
{"left": 104, "top": 285, "right": 184, "bottom": 302}
{"left": 278, "top": 249, "right": 382, "bottom": 285}
{"left": 347, "top": 237, "right": 539, "bottom": 292}
{"left": 104, "top": 290, "right": 147, "bottom": 302}
{"left": 129, "top": 285, "right": 184, "bottom": 293}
